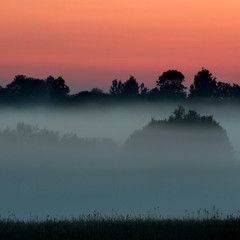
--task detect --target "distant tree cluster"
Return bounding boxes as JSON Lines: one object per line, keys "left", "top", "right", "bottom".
{"left": 146, "top": 106, "right": 223, "bottom": 131}
{"left": 1, "top": 68, "right": 240, "bottom": 105}
{"left": 109, "top": 68, "right": 240, "bottom": 102}
{"left": 0, "top": 109, "right": 235, "bottom": 164}
{"left": 125, "top": 106, "right": 234, "bottom": 163}
{"left": 0, "top": 75, "right": 69, "bottom": 104}
{"left": 0, "top": 123, "right": 116, "bottom": 151}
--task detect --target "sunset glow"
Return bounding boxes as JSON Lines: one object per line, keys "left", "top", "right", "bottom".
{"left": 1, "top": 0, "right": 240, "bottom": 91}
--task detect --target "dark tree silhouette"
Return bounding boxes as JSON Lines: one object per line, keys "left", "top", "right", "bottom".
{"left": 1, "top": 68, "right": 240, "bottom": 106}
{"left": 6, "top": 75, "right": 48, "bottom": 102}
{"left": 122, "top": 76, "right": 139, "bottom": 97}
{"left": 143, "top": 106, "right": 223, "bottom": 130}
{"left": 139, "top": 83, "right": 148, "bottom": 95}
{"left": 147, "top": 87, "right": 160, "bottom": 98}
{"left": 109, "top": 79, "right": 117, "bottom": 94}
{"left": 46, "top": 76, "right": 70, "bottom": 100}
{"left": 166, "top": 106, "right": 223, "bottom": 129}
{"left": 109, "top": 79, "right": 123, "bottom": 95}
{"left": 215, "top": 82, "right": 233, "bottom": 101}
{"left": 156, "top": 70, "right": 186, "bottom": 99}
{"left": 231, "top": 83, "right": 240, "bottom": 99}
{"left": 110, "top": 77, "right": 146, "bottom": 98}
{"left": 189, "top": 68, "right": 217, "bottom": 99}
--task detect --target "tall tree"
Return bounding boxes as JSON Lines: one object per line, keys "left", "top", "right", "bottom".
{"left": 156, "top": 70, "right": 186, "bottom": 99}
{"left": 139, "top": 83, "right": 148, "bottom": 95}
{"left": 6, "top": 75, "right": 48, "bottom": 102}
{"left": 215, "top": 82, "right": 233, "bottom": 100}
{"left": 232, "top": 84, "right": 240, "bottom": 99}
{"left": 189, "top": 68, "right": 217, "bottom": 98}
{"left": 122, "top": 76, "right": 139, "bottom": 97}
{"left": 109, "top": 79, "right": 123, "bottom": 95}
{"left": 46, "top": 76, "right": 70, "bottom": 100}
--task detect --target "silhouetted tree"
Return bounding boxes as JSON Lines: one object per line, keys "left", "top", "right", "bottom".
{"left": 139, "top": 83, "right": 148, "bottom": 95}
{"left": 189, "top": 68, "right": 217, "bottom": 99}
{"left": 122, "top": 76, "right": 139, "bottom": 97}
{"left": 167, "top": 106, "right": 221, "bottom": 128}
{"left": 156, "top": 70, "right": 186, "bottom": 99}
{"left": 1, "top": 69, "right": 240, "bottom": 106}
{"left": 231, "top": 83, "right": 240, "bottom": 99}
{"left": 6, "top": 75, "right": 48, "bottom": 102}
{"left": 109, "top": 79, "right": 123, "bottom": 95}
{"left": 147, "top": 87, "right": 160, "bottom": 98}
{"left": 46, "top": 76, "right": 70, "bottom": 100}
{"left": 215, "top": 82, "right": 233, "bottom": 101}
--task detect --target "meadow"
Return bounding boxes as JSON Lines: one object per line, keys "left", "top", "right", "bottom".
{"left": 1, "top": 210, "right": 240, "bottom": 240}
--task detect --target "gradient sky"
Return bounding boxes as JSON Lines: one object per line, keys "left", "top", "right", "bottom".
{"left": 0, "top": 0, "right": 240, "bottom": 92}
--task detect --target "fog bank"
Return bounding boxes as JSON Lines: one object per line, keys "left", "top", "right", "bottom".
{"left": 0, "top": 103, "right": 240, "bottom": 218}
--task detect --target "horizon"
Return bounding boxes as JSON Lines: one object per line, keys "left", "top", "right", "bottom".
{"left": 0, "top": 68, "right": 238, "bottom": 95}
{"left": 1, "top": 0, "right": 240, "bottom": 92}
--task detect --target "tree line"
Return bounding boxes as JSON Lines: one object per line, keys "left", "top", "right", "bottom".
{"left": 0, "top": 68, "right": 240, "bottom": 105}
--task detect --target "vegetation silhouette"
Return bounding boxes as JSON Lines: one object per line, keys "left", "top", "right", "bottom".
{"left": 189, "top": 68, "right": 217, "bottom": 99}
{"left": 0, "top": 208, "right": 240, "bottom": 240}
{"left": 1, "top": 68, "right": 240, "bottom": 106}
{"left": 0, "top": 123, "right": 117, "bottom": 152}
{"left": 156, "top": 70, "right": 187, "bottom": 100}
{"left": 125, "top": 106, "right": 234, "bottom": 164}
{"left": 4, "top": 75, "right": 49, "bottom": 104}
{"left": 46, "top": 75, "right": 70, "bottom": 101}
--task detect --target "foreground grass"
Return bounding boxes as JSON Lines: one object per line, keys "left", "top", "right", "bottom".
{"left": 1, "top": 213, "right": 240, "bottom": 240}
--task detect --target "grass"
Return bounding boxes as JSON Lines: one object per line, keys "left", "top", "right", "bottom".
{"left": 1, "top": 208, "right": 240, "bottom": 240}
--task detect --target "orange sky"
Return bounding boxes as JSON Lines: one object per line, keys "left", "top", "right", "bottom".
{"left": 0, "top": 0, "right": 240, "bottom": 92}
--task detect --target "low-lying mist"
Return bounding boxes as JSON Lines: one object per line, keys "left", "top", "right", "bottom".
{"left": 0, "top": 103, "right": 240, "bottom": 219}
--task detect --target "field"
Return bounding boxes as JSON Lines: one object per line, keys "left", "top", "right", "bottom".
{"left": 1, "top": 211, "right": 240, "bottom": 240}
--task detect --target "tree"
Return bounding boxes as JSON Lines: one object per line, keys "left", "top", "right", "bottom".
{"left": 156, "top": 70, "right": 186, "bottom": 99}
{"left": 189, "top": 68, "right": 217, "bottom": 98}
{"left": 46, "top": 76, "right": 70, "bottom": 100}
{"left": 139, "top": 83, "right": 148, "bottom": 95}
{"left": 109, "top": 79, "right": 123, "bottom": 95}
{"left": 6, "top": 75, "right": 48, "bottom": 102}
{"left": 232, "top": 83, "right": 240, "bottom": 99}
{"left": 122, "top": 75, "right": 139, "bottom": 97}
{"left": 168, "top": 105, "right": 186, "bottom": 121}
{"left": 215, "top": 82, "right": 233, "bottom": 101}
{"left": 147, "top": 87, "right": 160, "bottom": 98}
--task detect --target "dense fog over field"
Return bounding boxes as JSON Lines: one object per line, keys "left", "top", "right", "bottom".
{"left": 0, "top": 103, "right": 177, "bottom": 144}
{"left": 1, "top": 103, "right": 240, "bottom": 219}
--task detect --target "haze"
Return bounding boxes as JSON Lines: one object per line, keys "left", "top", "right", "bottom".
{"left": 0, "top": 104, "right": 240, "bottom": 219}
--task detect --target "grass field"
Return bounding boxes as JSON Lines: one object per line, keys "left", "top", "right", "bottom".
{"left": 1, "top": 210, "right": 240, "bottom": 240}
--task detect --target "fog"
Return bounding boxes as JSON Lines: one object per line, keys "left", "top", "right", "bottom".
{"left": 0, "top": 103, "right": 240, "bottom": 219}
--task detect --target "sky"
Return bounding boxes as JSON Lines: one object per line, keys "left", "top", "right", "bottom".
{"left": 0, "top": 0, "right": 240, "bottom": 93}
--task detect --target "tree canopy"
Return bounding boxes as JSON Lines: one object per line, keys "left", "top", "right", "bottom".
{"left": 1, "top": 68, "right": 240, "bottom": 105}
{"left": 146, "top": 105, "right": 223, "bottom": 130}
{"left": 156, "top": 70, "right": 186, "bottom": 99}
{"left": 125, "top": 106, "right": 234, "bottom": 164}
{"left": 189, "top": 68, "right": 217, "bottom": 98}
